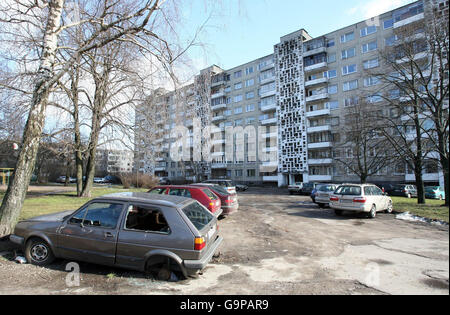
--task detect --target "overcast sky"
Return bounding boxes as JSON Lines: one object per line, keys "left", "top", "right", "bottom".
{"left": 179, "top": 0, "right": 415, "bottom": 72}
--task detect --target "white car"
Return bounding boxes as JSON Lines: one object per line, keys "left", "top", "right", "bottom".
{"left": 329, "top": 184, "right": 393, "bottom": 218}
{"left": 315, "top": 184, "right": 340, "bottom": 208}
{"left": 288, "top": 182, "right": 303, "bottom": 195}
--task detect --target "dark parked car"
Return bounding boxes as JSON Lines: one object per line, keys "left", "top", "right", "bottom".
{"left": 301, "top": 183, "right": 318, "bottom": 196}
{"left": 103, "top": 175, "right": 122, "bottom": 185}
{"left": 159, "top": 177, "right": 171, "bottom": 185}
{"left": 202, "top": 180, "right": 236, "bottom": 194}
{"left": 10, "top": 192, "right": 223, "bottom": 280}
{"left": 149, "top": 185, "right": 222, "bottom": 214}
{"left": 192, "top": 183, "right": 239, "bottom": 215}
{"left": 389, "top": 184, "right": 418, "bottom": 198}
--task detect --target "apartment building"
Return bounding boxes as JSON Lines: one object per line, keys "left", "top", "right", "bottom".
{"left": 135, "top": 0, "right": 447, "bottom": 187}
{"left": 95, "top": 149, "right": 134, "bottom": 176}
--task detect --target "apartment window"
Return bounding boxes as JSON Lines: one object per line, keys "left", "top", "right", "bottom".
{"left": 234, "top": 95, "right": 243, "bottom": 103}
{"left": 247, "top": 169, "right": 256, "bottom": 177}
{"left": 234, "top": 107, "right": 243, "bottom": 114}
{"left": 260, "top": 69, "right": 275, "bottom": 81}
{"left": 245, "top": 79, "right": 255, "bottom": 87}
{"left": 246, "top": 117, "right": 255, "bottom": 125}
{"left": 325, "top": 101, "right": 339, "bottom": 110}
{"left": 343, "top": 80, "right": 358, "bottom": 91}
{"left": 246, "top": 91, "right": 255, "bottom": 100}
{"left": 226, "top": 97, "right": 232, "bottom": 104}
{"left": 235, "top": 170, "right": 243, "bottom": 177}
{"left": 260, "top": 82, "right": 276, "bottom": 94}
{"left": 362, "top": 41, "right": 378, "bottom": 53}
{"left": 234, "top": 70, "right": 242, "bottom": 78}
{"left": 363, "top": 58, "right": 379, "bottom": 69}
{"left": 327, "top": 39, "right": 335, "bottom": 47}
{"left": 344, "top": 96, "right": 359, "bottom": 107}
{"left": 234, "top": 82, "right": 242, "bottom": 90}
{"left": 367, "top": 95, "right": 383, "bottom": 103}
{"left": 383, "top": 18, "right": 394, "bottom": 29}
{"left": 360, "top": 25, "right": 377, "bottom": 37}
{"left": 364, "top": 76, "right": 380, "bottom": 87}
{"left": 245, "top": 66, "right": 254, "bottom": 75}
{"left": 225, "top": 86, "right": 232, "bottom": 93}
{"left": 260, "top": 95, "right": 276, "bottom": 107}
{"left": 385, "top": 35, "right": 398, "bottom": 47}
{"left": 393, "top": 2, "right": 424, "bottom": 23}
{"left": 328, "top": 84, "right": 338, "bottom": 94}
{"left": 341, "top": 47, "right": 356, "bottom": 59}
{"left": 224, "top": 109, "right": 232, "bottom": 116}
{"left": 224, "top": 121, "right": 233, "bottom": 127}
{"left": 246, "top": 104, "right": 255, "bottom": 112}
{"left": 235, "top": 119, "right": 243, "bottom": 126}
{"left": 342, "top": 64, "right": 357, "bottom": 75}
{"left": 258, "top": 56, "right": 274, "bottom": 70}
{"left": 327, "top": 53, "right": 336, "bottom": 63}
{"left": 340, "top": 32, "right": 354, "bottom": 43}
{"left": 323, "top": 69, "right": 337, "bottom": 79}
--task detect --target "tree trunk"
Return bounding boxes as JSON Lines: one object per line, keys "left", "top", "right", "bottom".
{"left": 440, "top": 156, "right": 449, "bottom": 207}
{"left": 0, "top": 0, "right": 64, "bottom": 237}
{"left": 81, "top": 107, "right": 101, "bottom": 198}
{"left": 415, "top": 169, "right": 426, "bottom": 205}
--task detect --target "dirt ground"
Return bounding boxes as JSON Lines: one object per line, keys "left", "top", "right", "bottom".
{"left": 0, "top": 188, "right": 448, "bottom": 295}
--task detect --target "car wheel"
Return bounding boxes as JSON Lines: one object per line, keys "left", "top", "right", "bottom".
{"left": 385, "top": 201, "right": 393, "bottom": 214}
{"left": 318, "top": 203, "right": 325, "bottom": 208}
{"left": 439, "top": 195, "right": 443, "bottom": 201}
{"left": 289, "top": 191, "right": 293, "bottom": 195}
{"left": 25, "top": 238, "right": 55, "bottom": 266}
{"left": 368, "top": 205, "right": 377, "bottom": 219}
{"left": 407, "top": 193, "right": 412, "bottom": 199}
{"left": 335, "top": 209, "right": 343, "bottom": 216}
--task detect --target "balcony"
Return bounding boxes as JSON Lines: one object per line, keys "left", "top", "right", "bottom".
{"left": 211, "top": 103, "right": 227, "bottom": 111}
{"left": 260, "top": 76, "right": 276, "bottom": 85}
{"left": 212, "top": 115, "right": 225, "bottom": 122}
{"left": 303, "top": 46, "right": 327, "bottom": 58}
{"left": 262, "top": 132, "right": 278, "bottom": 139}
{"left": 308, "top": 158, "right": 333, "bottom": 165}
{"left": 263, "top": 176, "right": 279, "bottom": 182}
{"left": 307, "top": 125, "right": 331, "bottom": 133}
{"left": 263, "top": 147, "right": 278, "bottom": 153}
{"left": 396, "top": 52, "right": 428, "bottom": 64}
{"left": 212, "top": 139, "right": 226, "bottom": 145}
{"left": 260, "top": 89, "right": 276, "bottom": 98}
{"left": 261, "top": 103, "right": 277, "bottom": 112}
{"left": 304, "top": 62, "right": 328, "bottom": 73}
{"left": 306, "top": 108, "right": 331, "bottom": 118}
{"left": 394, "top": 12, "right": 424, "bottom": 28}
{"left": 261, "top": 117, "right": 277, "bottom": 125}
{"left": 211, "top": 163, "right": 227, "bottom": 169}
{"left": 155, "top": 166, "right": 167, "bottom": 172}
{"left": 259, "top": 62, "right": 275, "bottom": 71}
{"left": 309, "top": 175, "right": 332, "bottom": 182}
{"left": 211, "top": 152, "right": 225, "bottom": 157}
{"left": 305, "top": 77, "right": 328, "bottom": 88}
{"left": 211, "top": 79, "right": 226, "bottom": 88}
{"left": 211, "top": 91, "right": 225, "bottom": 99}
{"left": 155, "top": 157, "right": 166, "bottom": 162}
{"left": 308, "top": 142, "right": 333, "bottom": 149}
{"left": 306, "top": 93, "right": 329, "bottom": 103}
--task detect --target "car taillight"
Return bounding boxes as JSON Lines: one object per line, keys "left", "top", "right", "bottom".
{"left": 194, "top": 237, "right": 206, "bottom": 251}
{"left": 225, "top": 196, "right": 232, "bottom": 203}
{"left": 353, "top": 197, "right": 367, "bottom": 203}
{"left": 330, "top": 196, "right": 339, "bottom": 202}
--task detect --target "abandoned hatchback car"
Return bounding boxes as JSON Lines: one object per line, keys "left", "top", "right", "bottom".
{"left": 9, "top": 192, "right": 223, "bottom": 280}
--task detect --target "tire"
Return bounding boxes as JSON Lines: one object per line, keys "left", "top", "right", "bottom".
{"left": 318, "top": 203, "right": 325, "bottom": 208}
{"left": 289, "top": 191, "right": 293, "bottom": 195}
{"left": 25, "top": 238, "right": 55, "bottom": 266}
{"left": 368, "top": 205, "right": 377, "bottom": 219}
{"left": 385, "top": 200, "right": 393, "bottom": 214}
{"left": 407, "top": 193, "right": 412, "bottom": 199}
{"left": 335, "top": 209, "right": 343, "bottom": 216}
{"left": 439, "top": 195, "right": 443, "bottom": 201}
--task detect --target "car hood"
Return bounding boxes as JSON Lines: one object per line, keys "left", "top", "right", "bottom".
{"left": 24, "top": 210, "right": 75, "bottom": 222}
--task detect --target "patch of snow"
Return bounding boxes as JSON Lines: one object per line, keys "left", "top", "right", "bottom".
{"left": 396, "top": 212, "right": 448, "bottom": 226}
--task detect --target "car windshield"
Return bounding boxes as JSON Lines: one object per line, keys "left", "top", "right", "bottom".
{"left": 182, "top": 201, "right": 214, "bottom": 231}
{"left": 335, "top": 186, "right": 362, "bottom": 196}
{"left": 303, "top": 183, "right": 314, "bottom": 188}
{"left": 394, "top": 185, "right": 406, "bottom": 189}
{"left": 425, "top": 186, "right": 439, "bottom": 191}
{"left": 319, "top": 185, "right": 335, "bottom": 192}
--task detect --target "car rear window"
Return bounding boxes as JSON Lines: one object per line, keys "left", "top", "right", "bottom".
{"left": 211, "top": 186, "right": 230, "bottom": 195}
{"left": 182, "top": 201, "right": 214, "bottom": 231}
{"left": 203, "top": 189, "right": 218, "bottom": 200}
{"left": 335, "top": 186, "right": 362, "bottom": 196}
{"left": 319, "top": 185, "right": 335, "bottom": 192}
{"left": 149, "top": 188, "right": 167, "bottom": 194}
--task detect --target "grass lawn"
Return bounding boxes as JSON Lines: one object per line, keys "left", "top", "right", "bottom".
{"left": 2, "top": 187, "right": 147, "bottom": 220}
{"left": 392, "top": 196, "right": 449, "bottom": 223}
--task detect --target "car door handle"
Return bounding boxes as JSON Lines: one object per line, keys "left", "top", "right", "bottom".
{"left": 104, "top": 232, "right": 114, "bottom": 238}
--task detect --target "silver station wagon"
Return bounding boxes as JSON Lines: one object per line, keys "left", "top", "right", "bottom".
{"left": 9, "top": 192, "right": 223, "bottom": 280}
{"left": 329, "top": 184, "right": 393, "bottom": 218}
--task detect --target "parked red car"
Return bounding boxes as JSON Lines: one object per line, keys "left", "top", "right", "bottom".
{"left": 148, "top": 185, "right": 221, "bottom": 214}
{"left": 192, "top": 183, "right": 239, "bottom": 216}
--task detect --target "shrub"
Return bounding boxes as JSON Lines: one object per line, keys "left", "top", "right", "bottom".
{"left": 119, "top": 173, "right": 158, "bottom": 189}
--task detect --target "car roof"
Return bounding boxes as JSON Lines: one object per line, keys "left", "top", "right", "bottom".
{"left": 99, "top": 192, "right": 193, "bottom": 208}
{"left": 154, "top": 185, "right": 207, "bottom": 190}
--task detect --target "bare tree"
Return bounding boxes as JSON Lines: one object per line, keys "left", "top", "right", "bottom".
{"left": 333, "top": 98, "right": 397, "bottom": 184}
{"left": 0, "top": 0, "right": 176, "bottom": 236}
{"left": 369, "top": 7, "right": 448, "bottom": 204}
